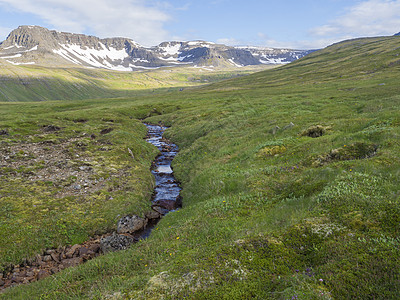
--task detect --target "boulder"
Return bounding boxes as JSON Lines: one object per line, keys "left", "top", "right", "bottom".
{"left": 151, "top": 206, "right": 170, "bottom": 216}
{"left": 152, "top": 200, "right": 178, "bottom": 211}
{"left": 61, "top": 257, "right": 83, "bottom": 268}
{"left": 117, "top": 215, "right": 147, "bottom": 234}
{"left": 100, "top": 233, "right": 136, "bottom": 253}
{"left": 145, "top": 210, "right": 161, "bottom": 220}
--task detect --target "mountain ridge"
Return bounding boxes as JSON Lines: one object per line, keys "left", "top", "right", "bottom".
{"left": 0, "top": 25, "right": 313, "bottom": 71}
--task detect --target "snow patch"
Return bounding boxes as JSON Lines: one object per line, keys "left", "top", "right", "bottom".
{"left": 228, "top": 58, "right": 243, "bottom": 68}
{"left": 129, "top": 64, "right": 160, "bottom": 70}
{"left": 53, "top": 43, "right": 130, "bottom": 70}
{"left": 159, "top": 43, "right": 181, "bottom": 56}
{"left": 6, "top": 60, "right": 35, "bottom": 65}
{"left": 27, "top": 45, "right": 38, "bottom": 52}
{"left": 259, "top": 58, "right": 290, "bottom": 64}
{"left": 0, "top": 54, "right": 22, "bottom": 59}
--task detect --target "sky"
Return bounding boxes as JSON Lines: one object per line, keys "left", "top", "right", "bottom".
{"left": 0, "top": 0, "right": 400, "bottom": 49}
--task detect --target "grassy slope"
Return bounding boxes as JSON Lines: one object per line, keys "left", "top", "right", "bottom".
{"left": 1, "top": 36, "right": 400, "bottom": 299}
{"left": 0, "top": 62, "right": 271, "bottom": 102}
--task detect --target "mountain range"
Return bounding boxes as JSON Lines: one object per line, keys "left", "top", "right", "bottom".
{"left": 0, "top": 26, "right": 313, "bottom": 71}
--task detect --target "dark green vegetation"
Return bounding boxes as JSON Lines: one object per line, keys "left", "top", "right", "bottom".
{"left": 1, "top": 36, "right": 400, "bottom": 299}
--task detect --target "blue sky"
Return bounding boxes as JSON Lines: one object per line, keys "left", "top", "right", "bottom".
{"left": 0, "top": 0, "right": 399, "bottom": 49}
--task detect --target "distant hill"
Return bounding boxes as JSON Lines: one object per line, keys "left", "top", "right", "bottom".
{"left": 0, "top": 26, "right": 313, "bottom": 71}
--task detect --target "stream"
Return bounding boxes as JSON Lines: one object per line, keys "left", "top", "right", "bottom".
{"left": 0, "top": 124, "right": 181, "bottom": 291}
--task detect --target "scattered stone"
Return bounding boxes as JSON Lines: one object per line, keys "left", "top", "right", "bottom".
{"left": 78, "top": 247, "right": 90, "bottom": 257}
{"left": 42, "top": 255, "right": 52, "bottom": 262}
{"left": 73, "top": 119, "right": 88, "bottom": 123}
{"left": 61, "top": 257, "right": 83, "bottom": 268}
{"left": 152, "top": 200, "right": 178, "bottom": 211}
{"left": 151, "top": 206, "right": 170, "bottom": 216}
{"left": 36, "top": 270, "right": 50, "bottom": 280}
{"left": 42, "top": 125, "right": 61, "bottom": 132}
{"left": 100, "top": 128, "right": 113, "bottom": 135}
{"left": 25, "top": 271, "right": 34, "bottom": 277}
{"left": 0, "top": 129, "right": 9, "bottom": 135}
{"left": 66, "top": 244, "right": 81, "bottom": 258}
{"left": 271, "top": 126, "right": 280, "bottom": 135}
{"left": 100, "top": 233, "right": 136, "bottom": 253}
{"left": 117, "top": 215, "right": 147, "bottom": 234}
{"left": 283, "top": 122, "right": 295, "bottom": 130}
{"left": 145, "top": 210, "right": 162, "bottom": 220}
{"left": 90, "top": 133, "right": 96, "bottom": 139}
{"left": 88, "top": 244, "right": 101, "bottom": 253}
{"left": 50, "top": 252, "right": 60, "bottom": 263}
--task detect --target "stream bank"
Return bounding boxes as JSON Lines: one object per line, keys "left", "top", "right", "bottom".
{"left": 0, "top": 124, "right": 181, "bottom": 291}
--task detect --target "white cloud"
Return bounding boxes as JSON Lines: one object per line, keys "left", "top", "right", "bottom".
{"left": 0, "top": 0, "right": 172, "bottom": 46}
{"left": 216, "top": 37, "right": 242, "bottom": 46}
{"left": 311, "top": 0, "right": 400, "bottom": 39}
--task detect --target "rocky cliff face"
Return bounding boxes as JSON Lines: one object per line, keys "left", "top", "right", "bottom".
{"left": 0, "top": 26, "right": 313, "bottom": 70}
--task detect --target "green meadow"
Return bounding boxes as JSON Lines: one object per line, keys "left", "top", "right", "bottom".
{"left": 1, "top": 36, "right": 400, "bottom": 299}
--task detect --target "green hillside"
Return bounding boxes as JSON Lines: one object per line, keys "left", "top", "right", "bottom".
{"left": 0, "top": 62, "right": 270, "bottom": 101}
{"left": 1, "top": 36, "right": 399, "bottom": 299}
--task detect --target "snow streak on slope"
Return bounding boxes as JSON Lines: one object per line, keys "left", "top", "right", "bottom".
{"left": 53, "top": 43, "right": 132, "bottom": 71}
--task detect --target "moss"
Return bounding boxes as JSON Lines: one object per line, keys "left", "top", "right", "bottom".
{"left": 258, "top": 145, "right": 287, "bottom": 157}
{"left": 313, "top": 142, "right": 378, "bottom": 166}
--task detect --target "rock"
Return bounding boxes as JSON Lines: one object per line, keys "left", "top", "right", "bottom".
{"left": 42, "top": 125, "right": 61, "bottom": 132}
{"left": 0, "top": 279, "right": 4, "bottom": 286}
{"left": 36, "top": 270, "right": 50, "bottom": 280}
{"left": 117, "top": 215, "right": 147, "bottom": 234}
{"left": 100, "top": 128, "right": 113, "bottom": 135}
{"left": 61, "top": 257, "right": 83, "bottom": 268}
{"left": 283, "top": 122, "right": 295, "bottom": 130}
{"left": 26, "top": 271, "right": 34, "bottom": 277}
{"left": 88, "top": 243, "right": 101, "bottom": 253}
{"left": 100, "top": 232, "right": 136, "bottom": 253}
{"left": 145, "top": 210, "right": 161, "bottom": 220}
{"left": 50, "top": 252, "right": 60, "bottom": 262}
{"left": 271, "top": 126, "right": 280, "bottom": 135}
{"left": 42, "top": 255, "right": 52, "bottom": 262}
{"left": 0, "top": 129, "right": 9, "bottom": 136}
{"left": 152, "top": 200, "right": 178, "bottom": 211}
{"left": 151, "top": 206, "right": 170, "bottom": 216}
{"left": 78, "top": 247, "right": 91, "bottom": 256}
{"left": 66, "top": 244, "right": 81, "bottom": 258}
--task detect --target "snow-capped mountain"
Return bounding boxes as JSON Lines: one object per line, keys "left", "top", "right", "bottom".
{"left": 0, "top": 26, "right": 313, "bottom": 71}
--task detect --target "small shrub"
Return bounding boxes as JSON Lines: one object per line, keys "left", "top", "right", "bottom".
{"left": 301, "top": 125, "right": 331, "bottom": 138}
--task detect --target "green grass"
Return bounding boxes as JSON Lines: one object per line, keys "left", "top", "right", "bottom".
{"left": 1, "top": 36, "right": 400, "bottom": 299}
{"left": 0, "top": 63, "right": 272, "bottom": 101}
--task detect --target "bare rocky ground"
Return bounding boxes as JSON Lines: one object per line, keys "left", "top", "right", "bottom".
{"left": 0, "top": 134, "right": 115, "bottom": 198}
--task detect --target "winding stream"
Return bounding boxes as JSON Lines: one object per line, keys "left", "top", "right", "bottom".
{"left": 146, "top": 124, "right": 182, "bottom": 216}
